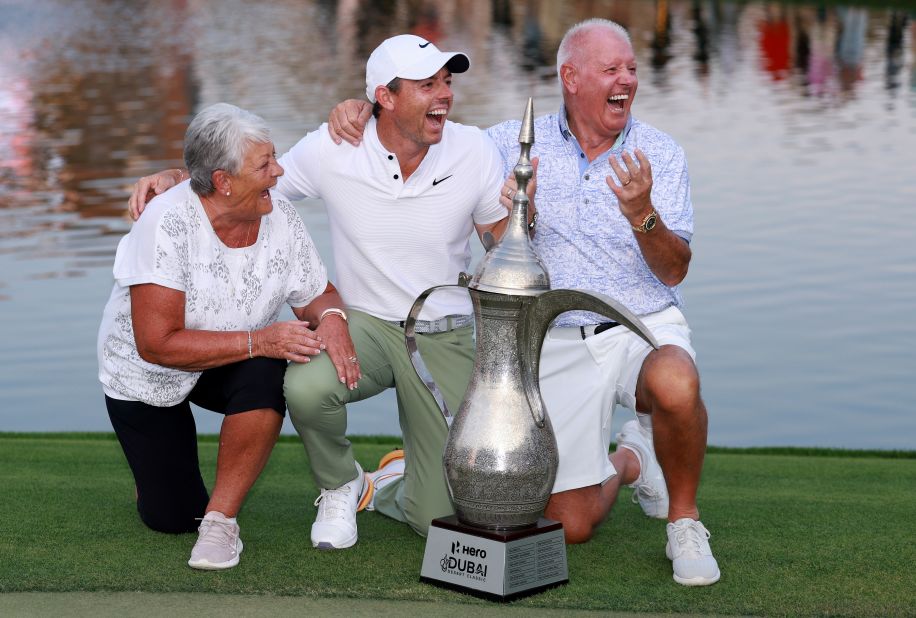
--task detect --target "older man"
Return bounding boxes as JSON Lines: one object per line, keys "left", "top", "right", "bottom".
{"left": 329, "top": 19, "right": 719, "bottom": 586}
{"left": 495, "top": 18, "right": 719, "bottom": 587}
{"left": 128, "top": 35, "right": 525, "bottom": 550}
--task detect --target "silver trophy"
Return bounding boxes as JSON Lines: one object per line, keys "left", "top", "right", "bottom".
{"left": 407, "top": 99, "right": 657, "bottom": 600}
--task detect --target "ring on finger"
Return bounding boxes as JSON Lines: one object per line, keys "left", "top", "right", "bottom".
{"left": 348, "top": 356, "right": 358, "bottom": 364}
{"left": 622, "top": 176, "right": 632, "bottom": 186}
{"left": 505, "top": 187, "right": 513, "bottom": 198}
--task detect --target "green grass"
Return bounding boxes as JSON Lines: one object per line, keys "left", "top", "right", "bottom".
{"left": 1, "top": 434, "right": 915, "bottom": 616}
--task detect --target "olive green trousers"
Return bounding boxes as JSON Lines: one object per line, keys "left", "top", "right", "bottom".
{"left": 285, "top": 310, "right": 474, "bottom": 537}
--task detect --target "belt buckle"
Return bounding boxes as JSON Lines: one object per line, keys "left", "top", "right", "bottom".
{"left": 580, "top": 322, "right": 619, "bottom": 339}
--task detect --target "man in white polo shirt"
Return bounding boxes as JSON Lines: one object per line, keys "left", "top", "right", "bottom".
{"left": 128, "top": 35, "right": 522, "bottom": 549}
{"left": 279, "top": 35, "right": 521, "bottom": 549}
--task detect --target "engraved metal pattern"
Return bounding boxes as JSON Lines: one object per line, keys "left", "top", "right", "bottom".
{"left": 444, "top": 290, "right": 558, "bottom": 528}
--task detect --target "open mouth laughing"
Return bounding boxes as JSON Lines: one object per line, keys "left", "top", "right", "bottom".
{"left": 427, "top": 108, "right": 447, "bottom": 129}
{"left": 608, "top": 93, "right": 629, "bottom": 111}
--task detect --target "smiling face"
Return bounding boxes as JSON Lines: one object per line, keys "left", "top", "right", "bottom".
{"left": 381, "top": 66, "right": 453, "bottom": 148}
{"left": 562, "top": 27, "right": 638, "bottom": 143}
{"left": 230, "top": 140, "right": 284, "bottom": 219}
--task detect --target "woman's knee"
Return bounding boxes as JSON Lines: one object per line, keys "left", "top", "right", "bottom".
{"left": 137, "top": 490, "right": 208, "bottom": 534}
{"left": 139, "top": 509, "right": 199, "bottom": 534}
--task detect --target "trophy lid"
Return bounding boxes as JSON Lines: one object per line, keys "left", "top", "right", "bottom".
{"left": 470, "top": 98, "right": 550, "bottom": 296}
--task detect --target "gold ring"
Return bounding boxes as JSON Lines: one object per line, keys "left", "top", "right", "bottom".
{"left": 622, "top": 177, "right": 632, "bottom": 186}
{"left": 505, "top": 187, "right": 513, "bottom": 197}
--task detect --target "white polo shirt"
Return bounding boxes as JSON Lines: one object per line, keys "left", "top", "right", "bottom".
{"left": 276, "top": 117, "right": 505, "bottom": 322}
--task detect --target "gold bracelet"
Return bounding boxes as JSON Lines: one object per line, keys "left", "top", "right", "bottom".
{"left": 247, "top": 330, "right": 253, "bottom": 359}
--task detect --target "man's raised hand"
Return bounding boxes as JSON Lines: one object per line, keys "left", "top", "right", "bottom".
{"left": 127, "top": 169, "right": 183, "bottom": 220}
{"left": 327, "top": 99, "right": 373, "bottom": 146}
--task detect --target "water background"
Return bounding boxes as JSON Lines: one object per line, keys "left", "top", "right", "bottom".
{"left": 1, "top": 0, "right": 914, "bottom": 449}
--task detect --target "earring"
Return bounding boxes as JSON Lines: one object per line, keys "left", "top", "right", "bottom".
{"left": 226, "top": 191, "right": 231, "bottom": 196}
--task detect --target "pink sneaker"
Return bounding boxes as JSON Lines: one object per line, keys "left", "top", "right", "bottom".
{"left": 188, "top": 511, "right": 243, "bottom": 570}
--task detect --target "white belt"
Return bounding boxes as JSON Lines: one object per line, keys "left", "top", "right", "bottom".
{"left": 391, "top": 314, "right": 474, "bottom": 334}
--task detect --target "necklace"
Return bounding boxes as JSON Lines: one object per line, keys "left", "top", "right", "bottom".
{"left": 242, "top": 221, "right": 254, "bottom": 247}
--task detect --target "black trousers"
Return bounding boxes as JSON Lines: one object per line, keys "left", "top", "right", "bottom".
{"left": 106, "top": 357, "right": 286, "bottom": 534}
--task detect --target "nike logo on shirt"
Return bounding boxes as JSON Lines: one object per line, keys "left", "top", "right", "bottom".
{"left": 432, "top": 175, "right": 453, "bottom": 186}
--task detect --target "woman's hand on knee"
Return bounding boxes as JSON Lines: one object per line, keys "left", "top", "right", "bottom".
{"left": 254, "top": 321, "right": 325, "bottom": 363}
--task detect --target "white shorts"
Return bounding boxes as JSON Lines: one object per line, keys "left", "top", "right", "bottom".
{"left": 539, "top": 306, "right": 695, "bottom": 494}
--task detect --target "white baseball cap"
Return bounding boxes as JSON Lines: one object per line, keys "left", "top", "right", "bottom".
{"left": 365, "top": 34, "right": 470, "bottom": 103}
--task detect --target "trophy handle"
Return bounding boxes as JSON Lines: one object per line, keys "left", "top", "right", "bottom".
{"left": 518, "top": 289, "right": 659, "bottom": 428}
{"left": 404, "top": 283, "right": 470, "bottom": 427}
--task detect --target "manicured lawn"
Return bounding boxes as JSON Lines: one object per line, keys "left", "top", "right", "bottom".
{"left": 1, "top": 433, "right": 914, "bottom": 616}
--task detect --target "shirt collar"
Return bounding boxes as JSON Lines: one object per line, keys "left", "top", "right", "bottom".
{"left": 557, "top": 104, "right": 634, "bottom": 151}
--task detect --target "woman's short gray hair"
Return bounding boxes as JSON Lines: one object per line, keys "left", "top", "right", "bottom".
{"left": 183, "top": 103, "right": 271, "bottom": 196}
{"left": 556, "top": 19, "right": 632, "bottom": 88}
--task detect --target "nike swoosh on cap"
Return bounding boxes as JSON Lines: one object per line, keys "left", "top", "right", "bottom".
{"left": 432, "top": 175, "right": 453, "bottom": 186}
{"left": 419, "top": 42, "right": 431, "bottom": 48}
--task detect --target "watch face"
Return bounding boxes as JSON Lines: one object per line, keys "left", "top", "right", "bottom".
{"left": 644, "top": 213, "right": 657, "bottom": 231}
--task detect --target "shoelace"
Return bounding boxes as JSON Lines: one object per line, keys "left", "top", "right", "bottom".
{"left": 196, "top": 517, "right": 238, "bottom": 549}
{"left": 670, "top": 520, "right": 712, "bottom": 556}
{"left": 314, "top": 485, "right": 353, "bottom": 520}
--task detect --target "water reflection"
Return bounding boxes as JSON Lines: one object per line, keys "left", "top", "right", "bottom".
{"left": 1, "top": 0, "right": 914, "bottom": 449}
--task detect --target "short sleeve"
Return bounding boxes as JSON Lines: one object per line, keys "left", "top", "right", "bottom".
{"left": 277, "top": 200, "right": 328, "bottom": 307}
{"left": 486, "top": 120, "right": 521, "bottom": 178}
{"left": 651, "top": 145, "right": 693, "bottom": 242}
{"left": 276, "top": 128, "right": 324, "bottom": 201}
{"left": 472, "top": 132, "right": 510, "bottom": 226}
{"left": 112, "top": 194, "right": 189, "bottom": 292}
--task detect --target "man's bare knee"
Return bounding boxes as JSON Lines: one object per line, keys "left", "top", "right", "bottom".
{"left": 560, "top": 518, "right": 598, "bottom": 544}
{"left": 640, "top": 346, "right": 701, "bottom": 413}
{"left": 546, "top": 489, "right": 602, "bottom": 544}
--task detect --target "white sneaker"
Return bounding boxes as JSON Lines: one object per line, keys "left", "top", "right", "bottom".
{"left": 311, "top": 462, "right": 369, "bottom": 550}
{"left": 365, "top": 449, "right": 405, "bottom": 512}
{"left": 666, "top": 518, "right": 721, "bottom": 586}
{"left": 188, "top": 511, "right": 243, "bottom": 570}
{"left": 616, "top": 419, "right": 669, "bottom": 519}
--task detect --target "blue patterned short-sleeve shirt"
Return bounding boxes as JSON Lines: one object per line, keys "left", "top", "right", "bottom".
{"left": 487, "top": 108, "right": 693, "bottom": 326}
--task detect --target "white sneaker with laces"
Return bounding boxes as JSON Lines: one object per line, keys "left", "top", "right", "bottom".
{"left": 616, "top": 419, "right": 669, "bottom": 519}
{"left": 666, "top": 518, "right": 721, "bottom": 586}
{"left": 188, "top": 511, "right": 243, "bottom": 570}
{"left": 311, "top": 462, "right": 368, "bottom": 550}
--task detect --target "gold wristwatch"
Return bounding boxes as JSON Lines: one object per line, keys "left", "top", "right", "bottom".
{"left": 632, "top": 209, "right": 658, "bottom": 234}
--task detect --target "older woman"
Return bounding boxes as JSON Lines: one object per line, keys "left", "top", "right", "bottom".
{"left": 97, "top": 103, "right": 357, "bottom": 570}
